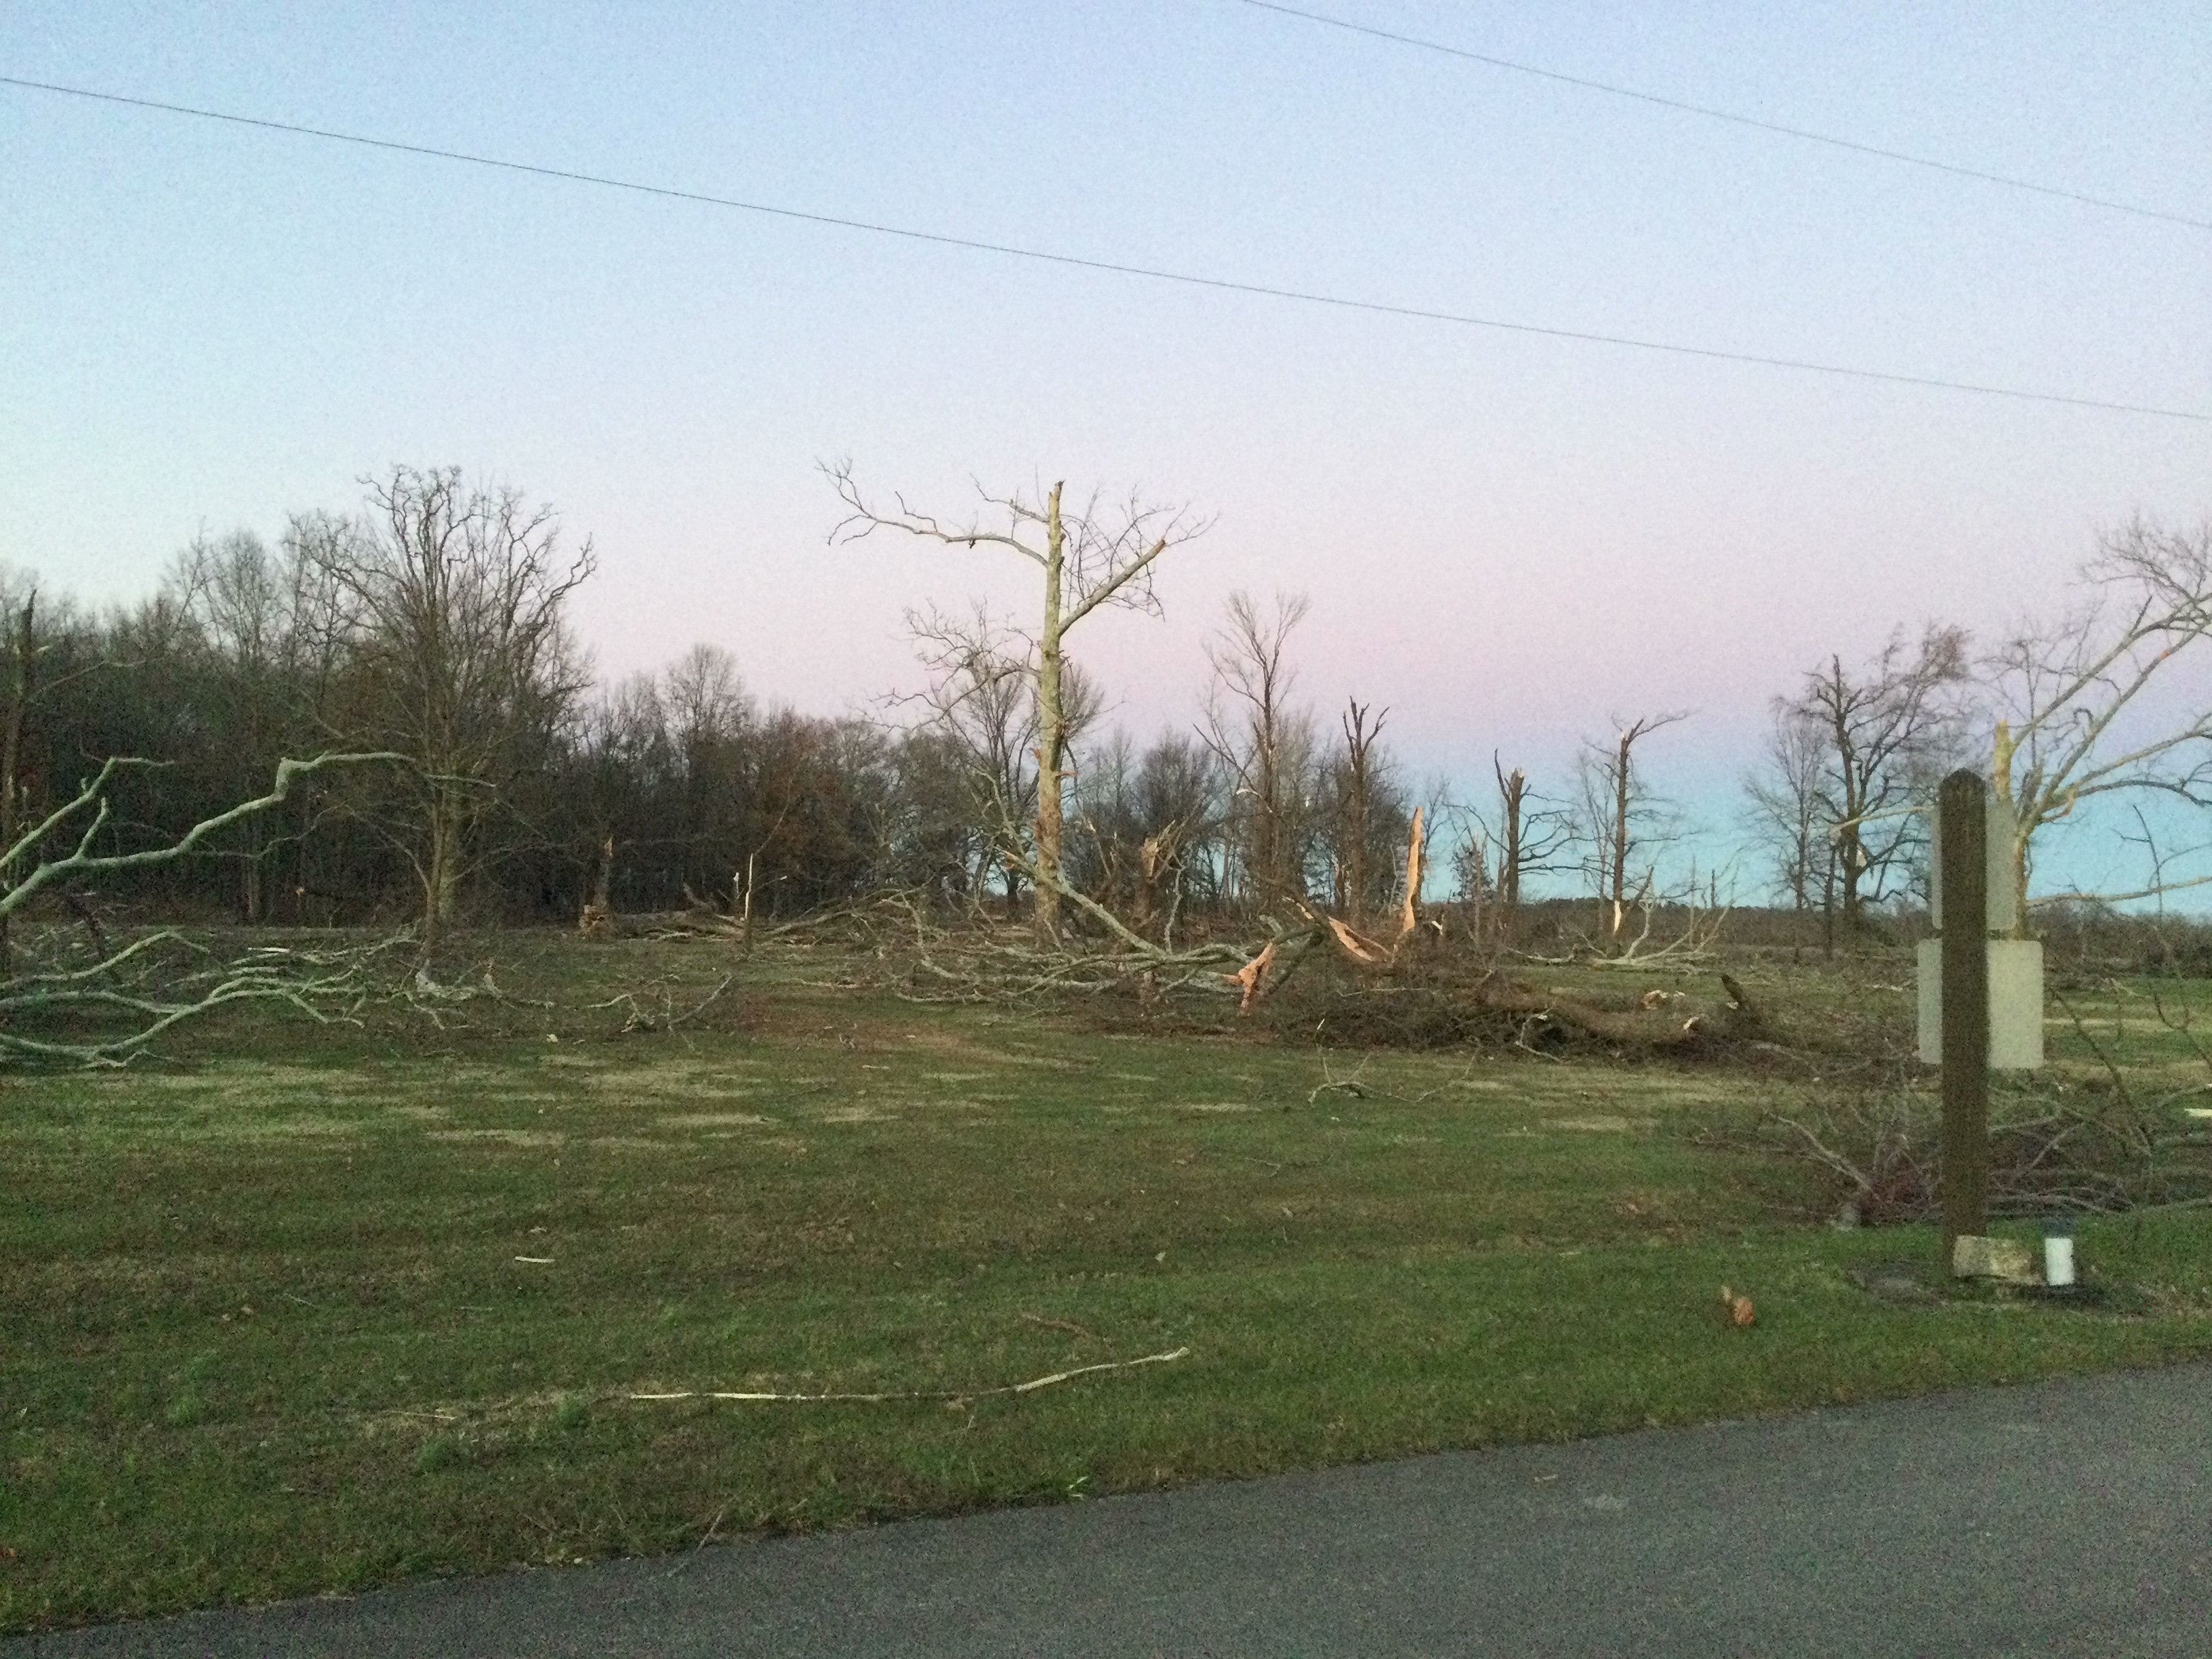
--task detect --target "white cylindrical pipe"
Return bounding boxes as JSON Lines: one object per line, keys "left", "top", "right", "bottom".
{"left": 2043, "top": 1233, "right": 2076, "bottom": 1288}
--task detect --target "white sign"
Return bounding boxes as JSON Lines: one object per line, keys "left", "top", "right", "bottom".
{"left": 1927, "top": 790, "right": 2018, "bottom": 935}
{"left": 1917, "top": 939, "right": 2045, "bottom": 1070}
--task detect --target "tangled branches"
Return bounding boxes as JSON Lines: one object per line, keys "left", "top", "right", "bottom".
{"left": 1765, "top": 1079, "right": 2211, "bottom": 1223}
{"left": 0, "top": 924, "right": 405, "bottom": 1065}
{"left": 1, "top": 751, "right": 403, "bottom": 1065}
{"left": 1759, "top": 991, "right": 2212, "bottom": 1225}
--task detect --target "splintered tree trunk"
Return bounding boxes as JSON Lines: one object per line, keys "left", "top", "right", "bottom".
{"left": 1132, "top": 831, "right": 1166, "bottom": 937}
{"left": 1610, "top": 731, "right": 1631, "bottom": 942}
{"left": 1498, "top": 765, "right": 1525, "bottom": 941}
{"left": 1033, "top": 483, "right": 1067, "bottom": 943}
{"left": 1991, "top": 720, "right": 2032, "bottom": 940}
{"left": 1339, "top": 699, "right": 1379, "bottom": 924}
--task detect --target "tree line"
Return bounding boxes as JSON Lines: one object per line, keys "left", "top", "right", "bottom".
{"left": 7, "top": 466, "right": 2209, "bottom": 950}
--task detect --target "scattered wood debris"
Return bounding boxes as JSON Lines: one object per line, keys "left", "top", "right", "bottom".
{"left": 627, "top": 1346, "right": 1190, "bottom": 1405}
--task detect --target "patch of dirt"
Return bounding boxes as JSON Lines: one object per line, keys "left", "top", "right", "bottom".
{"left": 657, "top": 1111, "right": 772, "bottom": 1128}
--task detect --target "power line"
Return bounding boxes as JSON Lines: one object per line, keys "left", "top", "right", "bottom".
{"left": 1233, "top": 0, "right": 2212, "bottom": 235}
{"left": 3, "top": 73, "right": 2206, "bottom": 424}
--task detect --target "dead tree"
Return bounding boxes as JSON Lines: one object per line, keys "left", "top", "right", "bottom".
{"left": 897, "top": 600, "right": 1102, "bottom": 909}
{"left": 1578, "top": 714, "right": 1686, "bottom": 950}
{"left": 1, "top": 752, "right": 403, "bottom": 1064}
{"left": 827, "top": 462, "right": 1202, "bottom": 941}
{"left": 1202, "top": 592, "right": 1316, "bottom": 910}
{"left": 1743, "top": 707, "right": 1838, "bottom": 952}
{"left": 1484, "top": 756, "right": 1574, "bottom": 946}
{"left": 1332, "top": 699, "right": 1387, "bottom": 922}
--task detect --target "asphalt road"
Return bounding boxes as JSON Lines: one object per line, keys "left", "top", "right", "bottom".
{"left": 14, "top": 1360, "right": 2210, "bottom": 1658}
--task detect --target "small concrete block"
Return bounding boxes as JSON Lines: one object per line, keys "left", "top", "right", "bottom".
{"left": 1951, "top": 1235, "right": 2039, "bottom": 1283}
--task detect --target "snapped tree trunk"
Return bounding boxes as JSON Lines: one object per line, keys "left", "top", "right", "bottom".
{"left": 1033, "top": 483, "right": 1067, "bottom": 943}
{"left": 1609, "top": 729, "right": 1631, "bottom": 942}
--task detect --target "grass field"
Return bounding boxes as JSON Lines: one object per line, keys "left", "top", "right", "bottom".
{"left": 4, "top": 930, "right": 2210, "bottom": 1633}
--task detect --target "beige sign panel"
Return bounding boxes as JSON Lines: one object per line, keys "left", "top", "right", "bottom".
{"left": 1917, "top": 938, "right": 2045, "bottom": 1070}
{"left": 1927, "top": 790, "right": 2018, "bottom": 935}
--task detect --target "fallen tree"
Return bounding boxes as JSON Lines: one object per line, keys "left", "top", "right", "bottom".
{"left": 1, "top": 751, "right": 403, "bottom": 1064}
{"left": 796, "top": 800, "right": 1765, "bottom": 1054}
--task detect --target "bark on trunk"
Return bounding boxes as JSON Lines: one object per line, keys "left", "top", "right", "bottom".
{"left": 1033, "top": 483, "right": 1067, "bottom": 943}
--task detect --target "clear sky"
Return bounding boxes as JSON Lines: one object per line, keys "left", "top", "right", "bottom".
{"left": 3, "top": 2, "right": 2207, "bottom": 891}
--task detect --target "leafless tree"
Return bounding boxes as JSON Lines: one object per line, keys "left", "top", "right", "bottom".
{"left": 1201, "top": 591, "right": 1317, "bottom": 910}
{"left": 827, "top": 462, "right": 1202, "bottom": 940}
{"left": 1576, "top": 713, "right": 1687, "bottom": 949}
{"left": 1782, "top": 625, "right": 1967, "bottom": 937}
{"left": 1478, "top": 756, "right": 1576, "bottom": 945}
{"left": 898, "top": 600, "right": 1102, "bottom": 906}
{"left": 1986, "top": 517, "right": 2212, "bottom": 921}
{"left": 1065, "top": 728, "right": 1221, "bottom": 942}
{"left": 302, "top": 468, "right": 594, "bottom": 947}
{"left": 1742, "top": 706, "right": 1837, "bottom": 949}
{"left": 170, "top": 529, "right": 359, "bottom": 923}
{"left": 1329, "top": 699, "right": 1387, "bottom": 922}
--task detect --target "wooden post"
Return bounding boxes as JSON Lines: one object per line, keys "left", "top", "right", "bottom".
{"left": 1938, "top": 769, "right": 1990, "bottom": 1267}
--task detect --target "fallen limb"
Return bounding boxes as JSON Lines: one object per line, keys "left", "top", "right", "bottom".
{"left": 626, "top": 1345, "right": 1190, "bottom": 1404}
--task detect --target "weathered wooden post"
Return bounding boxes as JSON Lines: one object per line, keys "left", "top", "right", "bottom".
{"left": 1936, "top": 770, "right": 1990, "bottom": 1265}
{"left": 1917, "top": 768, "right": 2043, "bottom": 1275}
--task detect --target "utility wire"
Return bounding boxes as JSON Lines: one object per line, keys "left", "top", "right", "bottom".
{"left": 1234, "top": 0, "right": 2212, "bottom": 234}
{"left": 3, "top": 74, "right": 2206, "bottom": 424}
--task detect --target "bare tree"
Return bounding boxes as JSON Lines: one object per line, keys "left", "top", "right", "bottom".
{"left": 303, "top": 468, "right": 594, "bottom": 947}
{"left": 1329, "top": 699, "right": 1387, "bottom": 922}
{"left": 1576, "top": 713, "right": 1687, "bottom": 949}
{"left": 1743, "top": 706, "right": 1838, "bottom": 951}
{"left": 828, "top": 462, "right": 1200, "bottom": 940}
{"left": 1201, "top": 591, "right": 1317, "bottom": 910}
{"left": 899, "top": 601, "right": 1102, "bottom": 907}
{"left": 1483, "top": 756, "right": 1575, "bottom": 944}
{"left": 170, "top": 529, "right": 355, "bottom": 923}
{"left": 1986, "top": 517, "right": 2212, "bottom": 921}
{"left": 1783, "top": 625, "right": 1967, "bottom": 937}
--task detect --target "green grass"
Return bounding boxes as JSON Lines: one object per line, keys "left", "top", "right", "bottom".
{"left": 4, "top": 933, "right": 2210, "bottom": 1633}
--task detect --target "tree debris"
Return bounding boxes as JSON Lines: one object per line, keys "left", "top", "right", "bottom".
{"left": 626, "top": 1345, "right": 1191, "bottom": 1405}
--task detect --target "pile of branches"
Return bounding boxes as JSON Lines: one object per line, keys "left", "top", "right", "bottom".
{"left": 1261, "top": 957, "right": 1764, "bottom": 1054}
{"left": 1756, "top": 985, "right": 2212, "bottom": 1223}
{"left": 1, "top": 916, "right": 406, "bottom": 1065}
{"left": 1763, "top": 1077, "right": 2211, "bottom": 1223}
{"left": 773, "top": 809, "right": 1768, "bottom": 1056}
{"left": 1, "top": 752, "right": 406, "bottom": 1067}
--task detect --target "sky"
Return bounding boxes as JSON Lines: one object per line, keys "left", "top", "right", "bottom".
{"left": 3, "top": 1, "right": 2208, "bottom": 896}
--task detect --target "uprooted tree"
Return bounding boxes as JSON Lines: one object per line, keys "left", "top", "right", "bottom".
{"left": 1, "top": 751, "right": 403, "bottom": 1063}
